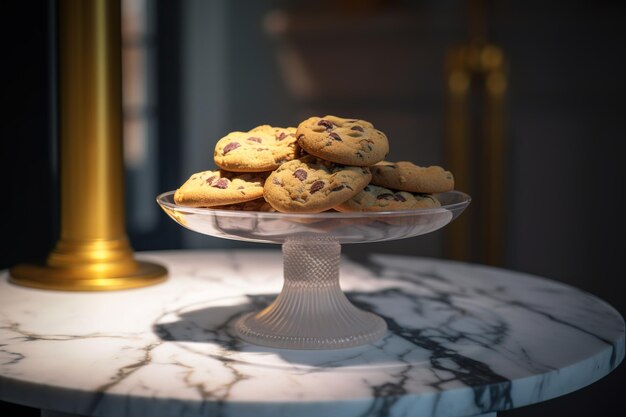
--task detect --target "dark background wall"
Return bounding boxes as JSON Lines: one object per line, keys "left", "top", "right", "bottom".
{"left": 1, "top": 1, "right": 625, "bottom": 416}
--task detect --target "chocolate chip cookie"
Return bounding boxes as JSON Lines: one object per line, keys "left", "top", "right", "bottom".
{"left": 296, "top": 116, "right": 389, "bottom": 166}
{"left": 334, "top": 184, "right": 441, "bottom": 212}
{"left": 214, "top": 125, "right": 299, "bottom": 172}
{"left": 263, "top": 155, "right": 372, "bottom": 213}
{"left": 207, "top": 198, "right": 276, "bottom": 212}
{"left": 370, "top": 161, "right": 454, "bottom": 193}
{"left": 174, "top": 170, "right": 266, "bottom": 207}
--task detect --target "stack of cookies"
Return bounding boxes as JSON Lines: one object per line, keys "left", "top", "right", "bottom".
{"left": 173, "top": 116, "right": 454, "bottom": 213}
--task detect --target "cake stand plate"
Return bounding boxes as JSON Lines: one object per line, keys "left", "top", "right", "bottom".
{"left": 157, "top": 190, "right": 470, "bottom": 349}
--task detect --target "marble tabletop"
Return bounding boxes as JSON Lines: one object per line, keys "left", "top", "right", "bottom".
{"left": 0, "top": 250, "right": 623, "bottom": 417}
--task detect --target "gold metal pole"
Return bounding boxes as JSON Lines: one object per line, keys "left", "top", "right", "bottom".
{"left": 10, "top": 0, "right": 167, "bottom": 291}
{"left": 444, "top": 0, "right": 507, "bottom": 266}
{"left": 444, "top": 52, "right": 472, "bottom": 261}
{"left": 482, "top": 48, "right": 507, "bottom": 266}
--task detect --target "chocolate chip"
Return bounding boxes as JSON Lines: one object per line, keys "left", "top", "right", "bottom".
{"left": 355, "top": 151, "right": 364, "bottom": 158}
{"left": 276, "top": 132, "right": 287, "bottom": 141}
{"left": 317, "top": 119, "right": 334, "bottom": 130}
{"left": 310, "top": 180, "right": 325, "bottom": 194}
{"left": 377, "top": 193, "right": 394, "bottom": 200}
{"left": 350, "top": 126, "right": 364, "bottom": 132}
{"left": 331, "top": 185, "right": 345, "bottom": 192}
{"left": 247, "top": 137, "right": 262, "bottom": 143}
{"left": 329, "top": 132, "right": 342, "bottom": 141}
{"left": 206, "top": 176, "right": 216, "bottom": 184}
{"left": 394, "top": 193, "right": 407, "bottom": 202}
{"left": 212, "top": 178, "right": 229, "bottom": 189}
{"left": 293, "top": 169, "right": 308, "bottom": 181}
{"left": 237, "top": 186, "right": 244, "bottom": 189}
{"left": 360, "top": 139, "right": 374, "bottom": 149}
{"left": 223, "top": 142, "right": 240, "bottom": 155}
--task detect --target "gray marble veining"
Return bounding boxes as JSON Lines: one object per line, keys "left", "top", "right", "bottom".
{"left": 0, "top": 250, "right": 623, "bottom": 417}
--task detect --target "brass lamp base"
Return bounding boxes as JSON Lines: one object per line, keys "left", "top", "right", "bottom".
{"left": 9, "top": 0, "right": 169, "bottom": 292}
{"left": 10, "top": 262, "right": 167, "bottom": 292}
{"left": 9, "top": 238, "right": 167, "bottom": 291}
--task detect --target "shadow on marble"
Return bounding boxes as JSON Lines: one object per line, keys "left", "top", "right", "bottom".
{"left": 151, "top": 292, "right": 435, "bottom": 370}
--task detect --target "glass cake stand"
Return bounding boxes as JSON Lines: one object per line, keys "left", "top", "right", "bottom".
{"left": 157, "top": 190, "right": 470, "bottom": 350}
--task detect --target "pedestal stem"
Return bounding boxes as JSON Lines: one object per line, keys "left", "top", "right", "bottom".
{"left": 235, "top": 237, "right": 387, "bottom": 349}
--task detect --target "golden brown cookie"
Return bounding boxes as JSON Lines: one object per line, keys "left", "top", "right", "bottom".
{"left": 334, "top": 184, "right": 441, "bottom": 212}
{"left": 296, "top": 116, "right": 389, "bottom": 166}
{"left": 207, "top": 198, "right": 276, "bottom": 212}
{"left": 263, "top": 155, "right": 372, "bottom": 213}
{"left": 370, "top": 161, "right": 454, "bottom": 193}
{"left": 174, "top": 170, "right": 266, "bottom": 207}
{"left": 214, "top": 125, "right": 299, "bottom": 172}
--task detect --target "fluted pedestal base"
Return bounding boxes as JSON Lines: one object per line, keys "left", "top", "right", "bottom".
{"left": 235, "top": 237, "right": 387, "bottom": 349}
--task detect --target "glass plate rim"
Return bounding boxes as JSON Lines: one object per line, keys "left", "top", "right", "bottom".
{"left": 156, "top": 190, "right": 471, "bottom": 219}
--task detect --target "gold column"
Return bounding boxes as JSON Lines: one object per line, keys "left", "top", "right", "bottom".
{"left": 10, "top": 0, "right": 167, "bottom": 290}
{"left": 444, "top": 0, "right": 507, "bottom": 265}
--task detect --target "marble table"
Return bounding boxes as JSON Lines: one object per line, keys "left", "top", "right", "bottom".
{"left": 0, "top": 250, "right": 623, "bottom": 417}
